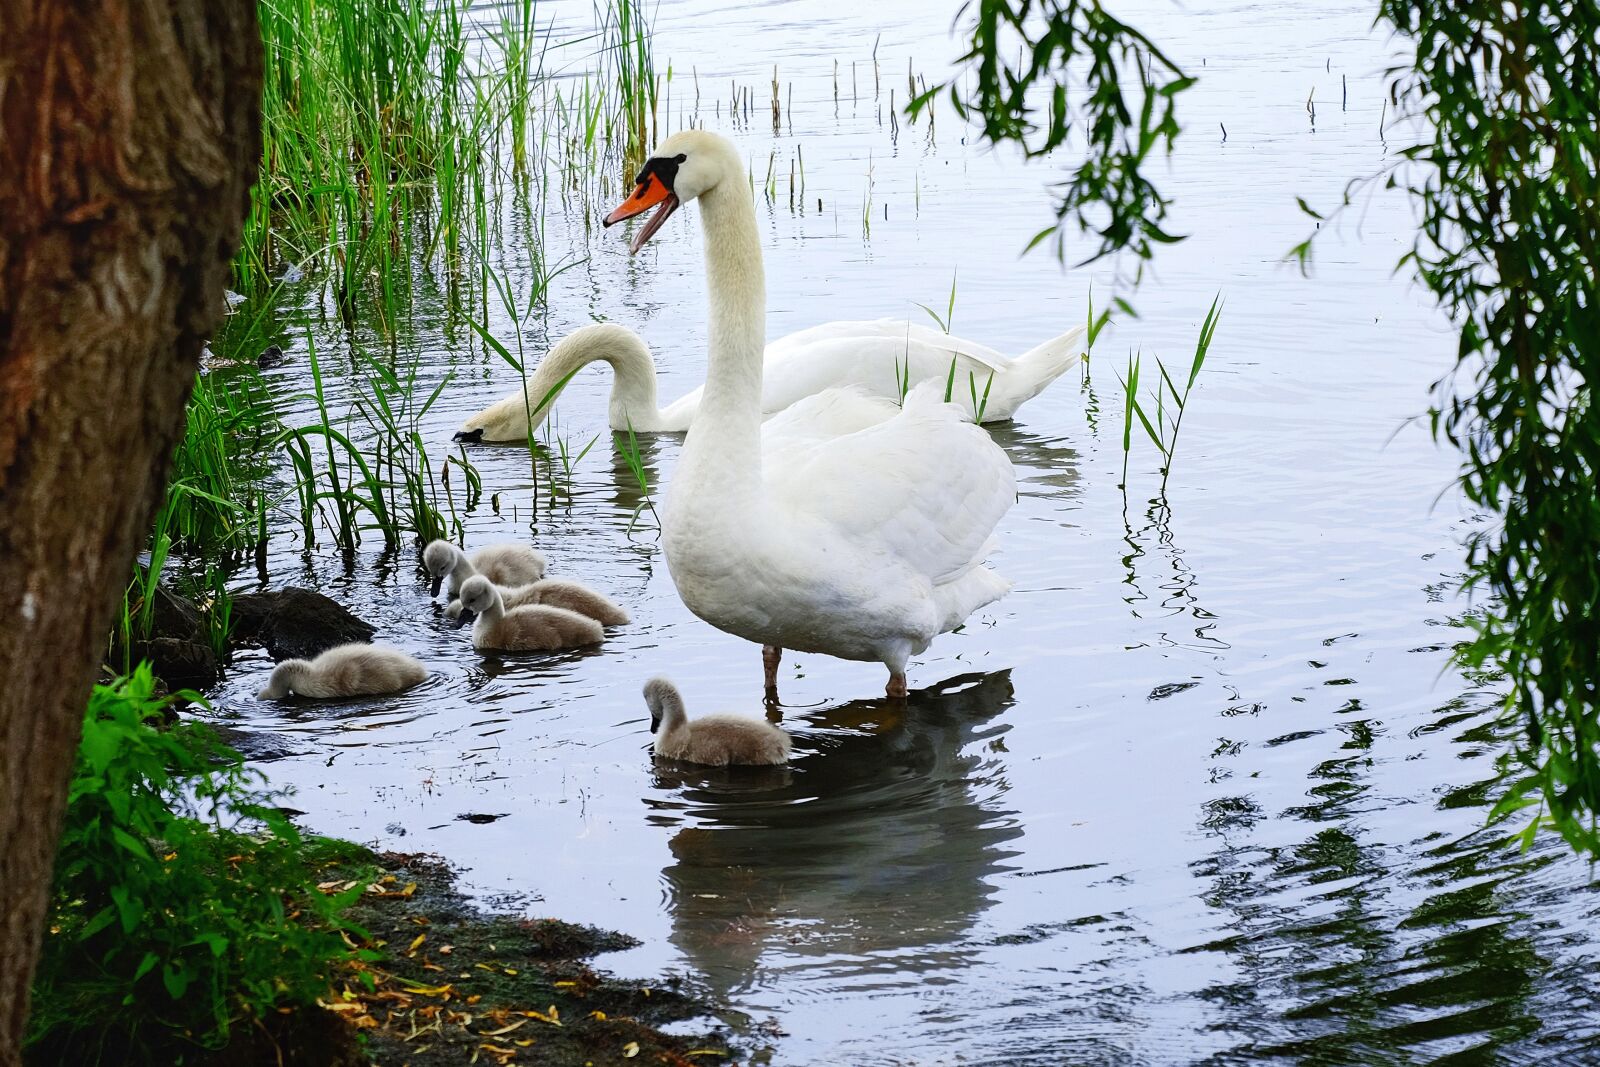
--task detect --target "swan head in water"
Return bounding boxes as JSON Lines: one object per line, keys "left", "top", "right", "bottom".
{"left": 422, "top": 540, "right": 464, "bottom": 596}
{"left": 457, "top": 575, "right": 499, "bottom": 618}
{"left": 602, "top": 130, "right": 741, "bottom": 254}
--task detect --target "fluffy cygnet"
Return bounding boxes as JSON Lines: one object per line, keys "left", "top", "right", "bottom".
{"left": 257, "top": 643, "right": 427, "bottom": 700}
{"left": 642, "top": 677, "right": 791, "bottom": 766}
{"left": 422, "top": 540, "right": 546, "bottom": 598}
{"left": 458, "top": 576, "right": 604, "bottom": 652}
{"left": 448, "top": 577, "right": 630, "bottom": 626}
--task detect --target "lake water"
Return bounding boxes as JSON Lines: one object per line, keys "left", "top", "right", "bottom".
{"left": 202, "top": 0, "right": 1600, "bottom": 1062}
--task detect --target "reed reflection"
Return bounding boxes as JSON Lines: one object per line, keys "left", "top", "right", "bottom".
{"left": 1191, "top": 694, "right": 1556, "bottom": 1062}
{"left": 646, "top": 671, "right": 1022, "bottom": 996}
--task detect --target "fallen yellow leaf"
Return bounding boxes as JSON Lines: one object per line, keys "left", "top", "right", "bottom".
{"left": 623, "top": 1041, "right": 640, "bottom": 1058}
{"left": 482, "top": 1019, "right": 528, "bottom": 1037}
{"left": 398, "top": 982, "right": 455, "bottom": 997}
{"left": 408, "top": 933, "right": 426, "bottom": 953}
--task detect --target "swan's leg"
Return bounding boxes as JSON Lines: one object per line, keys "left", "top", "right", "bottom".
{"left": 883, "top": 641, "right": 912, "bottom": 699}
{"left": 762, "top": 645, "right": 782, "bottom": 692}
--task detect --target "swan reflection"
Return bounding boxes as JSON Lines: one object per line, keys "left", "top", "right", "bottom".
{"left": 646, "top": 670, "right": 1022, "bottom": 996}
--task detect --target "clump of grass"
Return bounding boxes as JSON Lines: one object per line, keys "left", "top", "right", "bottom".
{"left": 1116, "top": 295, "right": 1222, "bottom": 492}
{"left": 599, "top": 0, "right": 658, "bottom": 171}
{"left": 276, "top": 335, "right": 451, "bottom": 551}
{"left": 242, "top": 0, "right": 554, "bottom": 326}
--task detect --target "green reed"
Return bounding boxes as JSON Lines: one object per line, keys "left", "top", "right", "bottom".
{"left": 242, "top": 0, "right": 536, "bottom": 325}
{"left": 1117, "top": 295, "right": 1222, "bottom": 492}
{"left": 615, "top": 419, "right": 659, "bottom": 534}
{"left": 602, "top": 0, "right": 658, "bottom": 169}
{"left": 275, "top": 336, "right": 452, "bottom": 551}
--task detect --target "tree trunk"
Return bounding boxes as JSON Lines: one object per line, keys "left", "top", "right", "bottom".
{"left": 0, "top": 2, "right": 261, "bottom": 1062}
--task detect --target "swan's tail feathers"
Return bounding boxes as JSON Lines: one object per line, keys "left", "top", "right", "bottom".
{"left": 985, "top": 323, "right": 1089, "bottom": 421}
{"left": 934, "top": 565, "right": 1012, "bottom": 635}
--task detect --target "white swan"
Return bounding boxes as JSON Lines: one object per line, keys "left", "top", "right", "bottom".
{"left": 458, "top": 576, "right": 604, "bottom": 652}
{"left": 643, "top": 677, "right": 791, "bottom": 766}
{"left": 603, "top": 131, "right": 1016, "bottom": 697}
{"left": 453, "top": 310, "right": 1085, "bottom": 443}
{"left": 422, "top": 540, "right": 547, "bottom": 598}
{"left": 257, "top": 643, "right": 427, "bottom": 700}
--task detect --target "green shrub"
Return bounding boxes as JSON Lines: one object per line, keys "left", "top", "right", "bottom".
{"left": 26, "top": 666, "right": 369, "bottom": 1062}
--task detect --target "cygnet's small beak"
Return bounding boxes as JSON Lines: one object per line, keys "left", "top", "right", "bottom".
{"left": 453, "top": 610, "right": 474, "bottom": 630}
{"left": 430, "top": 574, "right": 443, "bottom": 597}
{"left": 603, "top": 173, "right": 679, "bottom": 255}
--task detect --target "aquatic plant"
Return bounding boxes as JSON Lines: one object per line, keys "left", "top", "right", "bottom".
{"left": 598, "top": 0, "right": 658, "bottom": 169}
{"left": 276, "top": 335, "right": 450, "bottom": 551}
{"left": 1116, "top": 296, "right": 1221, "bottom": 492}
{"left": 615, "top": 419, "right": 659, "bottom": 534}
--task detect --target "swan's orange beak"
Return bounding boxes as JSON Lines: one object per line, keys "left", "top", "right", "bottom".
{"left": 603, "top": 173, "right": 679, "bottom": 255}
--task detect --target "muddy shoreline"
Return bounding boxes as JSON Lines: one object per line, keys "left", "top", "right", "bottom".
{"left": 333, "top": 848, "right": 744, "bottom": 1067}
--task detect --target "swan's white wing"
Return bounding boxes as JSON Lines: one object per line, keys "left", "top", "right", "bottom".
{"left": 768, "top": 318, "right": 1011, "bottom": 370}
{"left": 658, "top": 322, "right": 1023, "bottom": 424}
{"left": 760, "top": 336, "right": 1016, "bottom": 416}
{"left": 768, "top": 382, "right": 1015, "bottom": 586}
{"left": 762, "top": 387, "right": 900, "bottom": 458}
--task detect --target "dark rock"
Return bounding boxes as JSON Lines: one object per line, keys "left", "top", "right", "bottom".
{"left": 149, "top": 585, "right": 205, "bottom": 644}
{"left": 231, "top": 586, "right": 376, "bottom": 661}
{"left": 257, "top": 344, "right": 286, "bottom": 369}
{"left": 205, "top": 723, "right": 305, "bottom": 762}
{"left": 138, "top": 637, "right": 221, "bottom": 691}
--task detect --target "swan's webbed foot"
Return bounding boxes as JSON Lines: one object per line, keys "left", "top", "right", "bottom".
{"left": 886, "top": 672, "right": 908, "bottom": 699}
{"left": 762, "top": 644, "right": 782, "bottom": 698}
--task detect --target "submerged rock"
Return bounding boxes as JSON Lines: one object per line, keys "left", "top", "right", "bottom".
{"left": 117, "top": 586, "right": 221, "bottom": 691}
{"left": 140, "top": 637, "right": 221, "bottom": 691}
{"left": 232, "top": 587, "right": 376, "bottom": 662}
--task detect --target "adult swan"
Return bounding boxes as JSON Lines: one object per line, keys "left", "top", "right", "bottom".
{"left": 604, "top": 131, "right": 1015, "bottom": 698}
{"left": 455, "top": 317, "right": 1086, "bottom": 441}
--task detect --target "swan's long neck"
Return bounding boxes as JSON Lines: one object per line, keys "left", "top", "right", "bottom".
{"left": 650, "top": 688, "right": 689, "bottom": 743}
{"left": 521, "top": 328, "right": 663, "bottom": 431}
{"left": 676, "top": 178, "right": 765, "bottom": 499}
{"left": 481, "top": 589, "right": 506, "bottom": 625}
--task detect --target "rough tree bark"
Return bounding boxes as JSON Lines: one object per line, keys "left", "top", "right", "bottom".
{"left": 0, "top": 2, "right": 261, "bottom": 1061}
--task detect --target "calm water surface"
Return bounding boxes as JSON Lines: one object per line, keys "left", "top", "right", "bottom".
{"left": 202, "top": 1, "right": 1600, "bottom": 1062}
